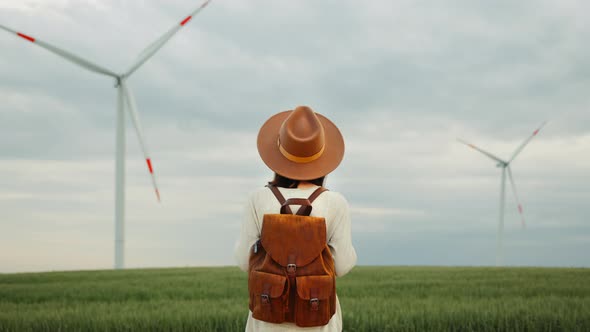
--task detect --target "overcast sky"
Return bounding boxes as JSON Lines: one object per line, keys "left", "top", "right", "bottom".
{"left": 0, "top": 0, "right": 588, "bottom": 273}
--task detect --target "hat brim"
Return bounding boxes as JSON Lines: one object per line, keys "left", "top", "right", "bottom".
{"left": 257, "top": 110, "right": 345, "bottom": 180}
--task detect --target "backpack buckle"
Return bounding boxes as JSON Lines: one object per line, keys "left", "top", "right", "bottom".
{"left": 287, "top": 264, "right": 297, "bottom": 275}
{"left": 310, "top": 298, "right": 319, "bottom": 311}
{"left": 261, "top": 294, "right": 270, "bottom": 305}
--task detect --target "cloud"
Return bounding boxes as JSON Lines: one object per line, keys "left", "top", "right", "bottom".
{"left": 351, "top": 206, "right": 426, "bottom": 218}
{"left": 0, "top": 0, "right": 589, "bottom": 272}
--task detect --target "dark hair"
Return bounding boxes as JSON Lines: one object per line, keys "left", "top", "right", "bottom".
{"left": 268, "top": 173, "right": 326, "bottom": 188}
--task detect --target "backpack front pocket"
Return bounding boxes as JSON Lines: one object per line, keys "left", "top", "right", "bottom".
{"left": 294, "top": 274, "right": 335, "bottom": 327}
{"left": 248, "top": 270, "right": 288, "bottom": 323}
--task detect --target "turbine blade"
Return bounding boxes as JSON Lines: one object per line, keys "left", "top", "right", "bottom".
{"left": 0, "top": 24, "right": 118, "bottom": 78}
{"left": 506, "top": 166, "right": 525, "bottom": 228}
{"left": 457, "top": 138, "right": 506, "bottom": 164}
{"left": 508, "top": 121, "right": 547, "bottom": 163}
{"left": 121, "top": 81, "right": 161, "bottom": 202}
{"left": 124, "top": 0, "right": 212, "bottom": 77}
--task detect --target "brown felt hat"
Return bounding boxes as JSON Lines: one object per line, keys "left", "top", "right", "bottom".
{"left": 257, "top": 106, "right": 345, "bottom": 180}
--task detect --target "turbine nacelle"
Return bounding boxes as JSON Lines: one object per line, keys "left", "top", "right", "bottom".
{"left": 114, "top": 76, "right": 124, "bottom": 87}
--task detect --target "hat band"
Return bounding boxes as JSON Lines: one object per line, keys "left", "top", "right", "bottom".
{"left": 278, "top": 139, "right": 325, "bottom": 164}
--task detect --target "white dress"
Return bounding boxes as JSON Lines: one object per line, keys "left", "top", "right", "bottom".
{"left": 234, "top": 185, "right": 357, "bottom": 332}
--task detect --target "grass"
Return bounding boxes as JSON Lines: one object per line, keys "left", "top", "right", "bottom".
{"left": 0, "top": 266, "right": 589, "bottom": 331}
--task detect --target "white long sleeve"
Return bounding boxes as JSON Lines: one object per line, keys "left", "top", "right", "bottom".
{"left": 324, "top": 192, "right": 357, "bottom": 277}
{"left": 234, "top": 196, "right": 260, "bottom": 272}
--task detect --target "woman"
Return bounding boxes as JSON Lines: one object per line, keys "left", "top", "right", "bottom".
{"left": 234, "top": 106, "right": 357, "bottom": 331}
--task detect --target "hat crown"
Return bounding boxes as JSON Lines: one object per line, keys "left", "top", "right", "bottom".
{"left": 279, "top": 106, "right": 325, "bottom": 158}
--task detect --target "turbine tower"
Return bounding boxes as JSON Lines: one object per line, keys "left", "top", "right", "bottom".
{"left": 0, "top": 0, "right": 212, "bottom": 269}
{"left": 458, "top": 122, "right": 546, "bottom": 266}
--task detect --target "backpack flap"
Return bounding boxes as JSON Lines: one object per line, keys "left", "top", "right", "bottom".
{"left": 295, "top": 275, "right": 334, "bottom": 300}
{"left": 249, "top": 270, "right": 287, "bottom": 299}
{"left": 261, "top": 214, "right": 327, "bottom": 268}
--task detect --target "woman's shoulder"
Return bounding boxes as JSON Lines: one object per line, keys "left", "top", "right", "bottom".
{"left": 317, "top": 189, "right": 349, "bottom": 207}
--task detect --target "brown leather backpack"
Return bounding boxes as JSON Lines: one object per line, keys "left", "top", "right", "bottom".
{"left": 248, "top": 185, "right": 337, "bottom": 327}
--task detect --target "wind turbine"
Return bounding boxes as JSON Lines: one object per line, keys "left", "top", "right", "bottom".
{"left": 0, "top": 0, "right": 212, "bottom": 269}
{"left": 458, "top": 122, "right": 546, "bottom": 266}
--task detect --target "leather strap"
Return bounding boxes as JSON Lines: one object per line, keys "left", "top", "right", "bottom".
{"left": 266, "top": 184, "right": 292, "bottom": 214}
{"left": 262, "top": 283, "right": 271, "bottom": 306}
{"left": 295, "top": 187, "right": 328, "bottom": 215}
{"left": 282, "top": 198, "right": 311, "bottom": 215}
{"left": 267, "top": 185, "right": 329, "bottom": 216}
{"left": 310, "top": 288, "right": 320, "bottom": 311}
{"left": 310, "top": 287, "right": 319, "bottom": 299}
{"left": 287, "top": 254, "right": 297, "bottom": 276}
{"left": 307, "top": 187, "right": 328, "bottom": 204}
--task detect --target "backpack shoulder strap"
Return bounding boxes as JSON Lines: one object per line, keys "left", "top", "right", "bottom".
{"left": 267, "top": 185, "right": 329, "bottom": 216}
{"left": 307, "top": 186, "right": 329, "bottom": 204}
{"left": 294, "top": 186, "right": 329, "bottom": 216}
{"left": 266, "top": 184, "right": 293, "bottom": 214}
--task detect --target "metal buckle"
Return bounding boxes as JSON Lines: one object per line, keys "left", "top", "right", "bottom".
{"left": 287, "top": 264, "right": 297, "bottom": 275}
{"left": 261, "top": 294, "right": 270, "bottom": 305}
{"left": 310, "top": 298, "right": 319, "bottom": 311}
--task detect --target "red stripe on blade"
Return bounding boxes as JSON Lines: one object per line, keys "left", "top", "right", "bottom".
{"left": 533, "top": 129, "right": 539, "bottom": 135}
{"left": 146, "top": 159, "right": 154, "bottom": 174}
{"left": 518, "top": 205, "right": 523, "bottom": 213}
{"left": 155, "top": 189, "right": 161, "bottom": 202}
{"left": 180, "top": 16, "right": 192, "bottom": 26}
{"left": 17, "top": 33, "right": 35, "bottom": 43}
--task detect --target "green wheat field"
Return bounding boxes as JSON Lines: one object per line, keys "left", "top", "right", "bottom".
{"left": 0, "top": 266, "right": 589, "bottom": 331}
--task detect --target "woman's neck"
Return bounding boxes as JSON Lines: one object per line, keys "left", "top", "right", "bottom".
{"left": 297, "top": 181, "right": 317, "bottom": 189}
